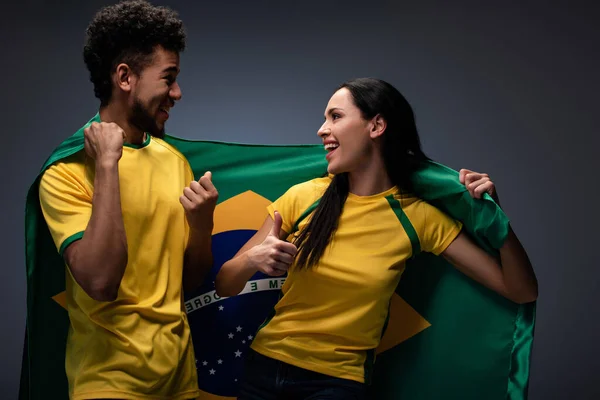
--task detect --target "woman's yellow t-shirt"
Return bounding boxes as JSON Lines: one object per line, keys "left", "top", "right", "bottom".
{"left": 251, "top": 177, "right": 462, "bottom": 384}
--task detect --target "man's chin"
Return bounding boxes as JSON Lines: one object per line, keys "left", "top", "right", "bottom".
{"left": 129, "top": 114, "right": 165, "bottom": 140}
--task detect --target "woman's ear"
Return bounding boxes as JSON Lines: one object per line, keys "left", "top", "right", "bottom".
{"left": 370, "top": 114, "right": 387, "bottom": 139}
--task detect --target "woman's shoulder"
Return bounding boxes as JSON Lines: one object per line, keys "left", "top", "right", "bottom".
{"left": 396, "top": 194, "right": 460, "bottom": 232}
{"left": 393, "top": 193, "right": 447, "bottom": 218}
{"left": 392, "top": 192, "right": 423, "bottom": 208}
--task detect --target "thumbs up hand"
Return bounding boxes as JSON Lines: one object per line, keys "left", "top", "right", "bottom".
{"left": 247, "top": 211, "right": 298, "bottom": 276}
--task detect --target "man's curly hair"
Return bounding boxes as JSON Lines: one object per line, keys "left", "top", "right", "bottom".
{"left": 83, "top": 0, "right": 186, "bottom": 105}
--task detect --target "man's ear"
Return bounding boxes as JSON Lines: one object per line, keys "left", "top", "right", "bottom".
{"left": 369, "top": 114, "right": 387, "bottom": 139}
{"left": 114, "top": 63, "right": 134, "bottom": 93}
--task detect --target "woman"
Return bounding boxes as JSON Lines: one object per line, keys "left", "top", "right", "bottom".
{"left": 215, "top": 77, "right": 538, "bottom": 400}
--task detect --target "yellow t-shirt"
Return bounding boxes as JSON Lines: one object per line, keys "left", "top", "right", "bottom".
{"left": 39, "top": 135, "right": 200, "bottom": 400}
{"left": 251, "top": 177, "right": 463, "bottom": 384}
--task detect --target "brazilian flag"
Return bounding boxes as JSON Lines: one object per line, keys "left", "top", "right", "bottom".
{"left": 20, "top": 115, "right": 535, "bottom": 399}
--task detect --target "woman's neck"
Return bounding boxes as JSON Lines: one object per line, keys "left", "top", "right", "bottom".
{"left": 347, "top": 154, "right": 394, "bottom": 196}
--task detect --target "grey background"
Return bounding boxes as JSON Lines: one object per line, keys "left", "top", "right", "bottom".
{"left": 2, "top": 0, "right": 598, "bottom": 399}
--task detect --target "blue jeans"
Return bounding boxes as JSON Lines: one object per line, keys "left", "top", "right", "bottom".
{"left": 238, "top": 349, "right": 367, "bottom": 400}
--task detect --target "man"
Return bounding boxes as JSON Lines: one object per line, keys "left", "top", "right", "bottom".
{"left": 37, "top": 1, "right": 216, "bottom": 398}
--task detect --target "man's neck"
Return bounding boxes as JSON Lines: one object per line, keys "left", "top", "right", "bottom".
{"left": 99, "top": 104, "right": 146, "bottom": 145}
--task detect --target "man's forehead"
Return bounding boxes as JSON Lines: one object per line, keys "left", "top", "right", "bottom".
{"left": 153, "top": 48, "right": 180, "bottom": 67}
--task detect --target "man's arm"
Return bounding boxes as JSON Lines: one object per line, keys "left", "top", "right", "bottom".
{"left": 182, "top": 227, "right": 213, "bottom": 292}
{"left": 61, "top": 122, "right": 127, "bottom": 301}
{"left": 180, "top": 171, "right": 219, "bottom": 292}
{"left": 64, "top": 159, "right": 127, "bottom": 301}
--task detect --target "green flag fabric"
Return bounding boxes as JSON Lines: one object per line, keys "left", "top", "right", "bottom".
{"left": 20, "top": 114, "right": 535, "bottom": 399}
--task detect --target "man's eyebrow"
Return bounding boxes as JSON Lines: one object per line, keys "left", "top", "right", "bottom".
{"left": 162, "top": 66, "right": 179, "bottom": 74}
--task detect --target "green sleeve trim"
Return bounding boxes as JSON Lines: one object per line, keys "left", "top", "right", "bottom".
{"left": 385, "top": 195, "right": 421, "bottom": 259}
{"left": 59, "top": 231, "right": 84, "bottom": 257}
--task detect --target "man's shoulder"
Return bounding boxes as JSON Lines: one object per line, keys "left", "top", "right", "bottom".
{"left": 40, "top": 151, "right": 87, "bottom": 182}
{"left": 150, "top": 137, "right": 190, "bottom": 165}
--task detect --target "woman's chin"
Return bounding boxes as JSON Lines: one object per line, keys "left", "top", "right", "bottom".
{"left": 327, "top": 163, "right": 347, "bottom": 176}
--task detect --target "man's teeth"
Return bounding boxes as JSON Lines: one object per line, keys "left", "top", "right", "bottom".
{"left": 324, "top": 143, "right": 339, "bottom": 150}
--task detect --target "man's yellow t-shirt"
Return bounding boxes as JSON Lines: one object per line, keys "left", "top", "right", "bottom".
{"left": 38, "top": 135, "right": 200, "bottom": 400}
{"left": 251, "top": 177, "right": 463, "bottom": 384}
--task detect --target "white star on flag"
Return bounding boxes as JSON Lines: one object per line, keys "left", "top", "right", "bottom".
{"left": 242, "top": 340, "right": 246, "bottom": 344}
{"left": 209, "top": 369, "right": 216, "bottom": 375}
{"left": 218, "top": 359, "right": 223, "bottom": 365}
{"left": 248, "top": 335, "right": 254, "bottom": 340}
{"left": 228, "top": 333, "right": 234, "bottom": 339}
{"left": 236, "top": 326, "right": 243, "bottom": 332}
{"left": 202, "top": 361, "right": 208, "bottom": 366}
{"left": 219, "top": 305, "right": 224, "bottom": 311}
{"left": 235, "top": 350, "right": 242, "bottom": 358}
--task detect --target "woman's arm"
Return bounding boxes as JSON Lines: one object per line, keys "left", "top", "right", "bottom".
{"left": 441, "top": 169, "right": 538, "bottom": 304}
{"left": 215, "top": 211, "right": 297, "bottom": 297}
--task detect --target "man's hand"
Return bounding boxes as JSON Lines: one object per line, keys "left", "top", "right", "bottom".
{"left": 83, "top": 122, "right": 126, "bottom": 166}
{"left": 180, "top": 171, "right": 219, "bottom": 233}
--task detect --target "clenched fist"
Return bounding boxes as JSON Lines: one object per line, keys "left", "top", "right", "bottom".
{"left": 84, "top": 122, "right": 126, "bottom": 165}
{"left": 180, "top": 171, "right": 219, "bottom": 233}
{"left": 247, "top": 211, "right": 298, "bottom": 277}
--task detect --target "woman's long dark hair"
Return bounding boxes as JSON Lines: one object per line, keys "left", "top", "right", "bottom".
{"left": 293, "top": 77, "right": 428, "bottom": 270}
